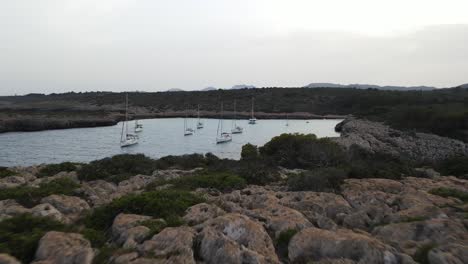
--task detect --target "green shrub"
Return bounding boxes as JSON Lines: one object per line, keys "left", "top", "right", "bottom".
{"left": 259, "top": 133, "right": 346, "bottom": 169}
{"left": 287, "top": 168, "right": 346, "bottom": 193}
{"left": 78, "top": 154, "right": 156, "bottom": 182}
{"left": 437, "top": 155, "right": 468, "bottom": 179}
{"left": 80, "top": 228, "right": 107, "bottom": 248}
{"left": 0, "top": 167, "right": 16, "bottom": 178}
{"left": 37, "top": 162, "right": 77, "bottom": 177}
{"left": 429, "top": 187, "right": 468, "bottom": 202}
{"left": 275, "top": 229, "right": 298, "bottom": 259}
{"left": 413, "top": 243, "right": 437, "bottom": 264}
{"left": 165, "top": 170, "right": 246, "bottom": 192}
{"left": 84, "top": 190, "right": 205, "bottom": 230}
{"left": 0, "top": 178, "right": 80, "bottom": 207}
{"left": 154, "top": 153, "right": 216, "bottom": 170}
{"left": 241, "top": 143, "right": 259, "bottom": 161}
{"left": 0, "top": 214, "right": 66, "bottom": 263}
{"left": 346, "top": 145, "right": 412, "bottom": 180}
{"left": 238, "top": 161, "right": 281, "bottom": 185}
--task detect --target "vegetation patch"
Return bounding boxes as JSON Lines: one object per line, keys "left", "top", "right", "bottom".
{"left": 437, "top": 155, "right": 468, "bottom": 179}
{"left": 78, "top": 154, "right": 156, "bottom": 182}
{"left": 156, "top": 170, "right": 246, "bottom": 192}
{"left": 0, "top": 214, "right": 66, "bottom": 263}
{"left": 84, "top": 190, "right": 205, "bottom": 231}
{"left": 37, "top": 162, "right": 77, "bottom": 177}
{"left": 429, "top": 187, "right": 468, "bottom": 202}
{"left": 0, "top": 178, "right": 80, "bottom": 207}
{"left": 287, "top": 168, "right": 346, "bottom": 193}
{"left": 0, "top": 167, "right": 16, "bottom": 178}
{"left": 275, "top": 229, "right": 298, "bottom": 259}
{"left": 259, "top": 133, "right": 346, "bottom": 169}
{"left": 413, "top": 243, "right": 437, "bottom": 264}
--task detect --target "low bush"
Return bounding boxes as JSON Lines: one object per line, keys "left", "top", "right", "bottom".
{"left": 437, "top": 155, "right": 468, "bottom": 179}
{"left": 154, "top": 153, "right": 218, "bottom": 170}
{"left": 238, "top": 161, "right": 281, "bottom": 185}
{"left": 37, "top": 162, "right": 77, "bottom": 177}
{"left": 78, "top": 154, "right": 156, "bottom": 182}
{"left": 275, "top": 229, "right": 298, "bottom": 259}
{"left": 259, "top": 133, "right": 346, "bottom": 169}
{"left": 241, "top": 143, "right": 259, "bottom": 161}
{"left": 84, "top": 190, "right": 205, "bottom": 230}
{"left": 0, "top": 214, "right": 66, "bottom": 263}
{"left": 0, "top": 178, "right": 80, "bottom": 207}
{"left": 0, "top": 167, "right": 16, "bottom": 178}
{"left": 429, "top": 187, "right": 468, "bottom": 202}
{"left": 413, "top": 243, "right": 437, "bottom": 264}
{"left": 346, "top": 145, "right": 412, "bottom": 180}
{"left": 287, "top": 168, "right": 346, "bottom": 193}
{"left": 166, "top": 170, "right": 246, "bottom": 192}
{"left": 80, "top": 228, "right": 107, "bottom": 248}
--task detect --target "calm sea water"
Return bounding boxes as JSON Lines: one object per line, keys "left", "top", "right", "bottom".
{"left": 0, "top": 118, "right": 342, "bottom": 166}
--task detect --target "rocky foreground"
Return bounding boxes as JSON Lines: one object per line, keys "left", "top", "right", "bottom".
{"left": 1, "top": 165, "right": 467, "bottom": 264}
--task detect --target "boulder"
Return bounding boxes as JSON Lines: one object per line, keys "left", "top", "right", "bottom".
{"left": 427, "top": 243, "right": 468, "bottom": 264}
{"left": 41, "top": 195, "right": 90, "bottom": 223}
{"left": 152, "top": 168, "right": 202, "bottom": 181}
{"left": 288, "top": 227, "right": 412, "bottom": 263}
{"left": 0, "top": 199, "right": 30, "bottom": 221}
{"left": 373, "top": 218, "right": 468, "bottom": 256}
{"left": 139, "top": 226, "right": 196, "bottom": 264}
{"left": 77, "top": 180, "right": 120, "bottom": 206}
{"left": 183, "top": 203, "right": 225, "bottom": 226}
{"left": 0, "top": 176, "right": 26, "bottom": 189}
{"left": 33, "top": 231, "right": 94, "bottom": 264}
{"left": 197, "top": 213, "right": 279, "bottom": 264}
{"left": 31, "top": 203, "right": 64, "bottom": 223}
{"left": 111, "top": 213, "right": 152, "bottom": 247}
{"left": 0, "top": 254, "right": 21, "bottom": 264}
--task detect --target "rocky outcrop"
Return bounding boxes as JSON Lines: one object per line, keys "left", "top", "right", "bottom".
{"left": 33, "top": 231, "right": 94, "bottom": 264}
{"left": 40, "top": 195, "right": 90, "bottom": 223}
{"left": 0, "top": 199, "right": 30, "bottom": 221}
{"left": 111, "top": 213, "right": 153, "bottom": 248}
{"left": 183, "top": 203, "right": 225, "bottom": 226}
{"left": 334, "top": 118, "right": 468, "bottom": 163}
{"left": 196, "top": 213, "right": 280, "bottom": 264}
{"left": 288, "top": 227, "right": 415, "bottom": 263}
{"left": 139, "top": 226, "right": 196, "bottom": 264}
{"left": 0, "top": 254, "right": 21, "bottom": 264}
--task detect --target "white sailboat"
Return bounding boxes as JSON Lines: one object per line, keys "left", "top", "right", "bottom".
{"left": 216, "top": 102, "right": 232, "bottom": 144}
{"left": 184, "top": 109, "right": 194, "bottom": 136}
{"left": 248, "top": 97, "right": 257, "bottom": 124}
{"left": 196, "top": 104, "right": 204, "bottom": 129}
{"left": 231, "top": 100, "right": 243, "bottom": 134}
{"left": 120, "top": 94, "right": 139, "bottom": 147}
{"left": 134, "top": 120, "right": 143, "bottom": 133}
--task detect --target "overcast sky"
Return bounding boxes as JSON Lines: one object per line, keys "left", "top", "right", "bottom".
{"left": 1, "top": 0, "right": 467, "bottom": 95}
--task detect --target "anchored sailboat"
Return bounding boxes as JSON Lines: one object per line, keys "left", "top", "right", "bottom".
{"left": 286, "top": 114, "right": 289, "bottom": 127}
{"left": 120, "top": 94, "right": 139, "bottom": 147}
{"left": 216, "top": 102, "right": 232, "bottom": 144}
{"left": 184, "top": 108, "right": 194, "bottom": 136}
{"left": 231, "top": 100, "right": 243, "bottom": 134}
{"left": 134, "top": 120, "right": 143, "bottom": 133}
{"left": 248, "top": 97, "right": 257, "bottom": 124}
{"left": 196, "top": 104, "right": 204, "bottom": 129}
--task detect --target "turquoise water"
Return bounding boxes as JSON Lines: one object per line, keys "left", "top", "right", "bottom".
{"left": 0, "top": 118, "right": 342, "bottom": 166}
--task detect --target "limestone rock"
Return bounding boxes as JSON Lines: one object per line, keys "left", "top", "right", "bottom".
{"left": 288, "top": 227, "right": 410, "bottom": 263}
{"left": 41, "top": 194, "right": 90, "bottom": 223}
{"left": 183, "top": 203, "right": 225, "bottom": 226}
{"left": 0, "top": 254, "right": 21, "bottom": 264}
{"left": 0, "top": 199, "right": 30, "bottom": 221}
{"left": 197, "top": 213, "right": 279, "bottom": 264}
{"left": 152, "top": 168, "right": 202, "bottom": 181}
{"left": 31, "top": 203, "right": 64, "bottom": 222}
{"left": 112, "top": 213, "right": 152, "bottom": 247}
{"left": 33, "top": 231, "right": 94, "bottom": 264}
{"left": 139, "top": 226, "right": 196, "bottom": 264}
{"left": 78, "top": 180, "right": 120, "bottom": 206}
{"left": 0, "top": 176, "right": 26, "bottom": 189}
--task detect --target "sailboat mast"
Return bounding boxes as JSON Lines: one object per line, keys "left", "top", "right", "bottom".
{"left": 220, "top": 102, "right": 224, "bottom": 132}
{"left": 251, "top": 97, "right": 254, "bottom": 118}
{"left": 125, "top": 93, "right": 129, "bottom": 136}
{"left": 197, "top": 104, "right": 200, "bottom": 121}
{"left": 233, "top": 100, "right": 237, "bottom": 127}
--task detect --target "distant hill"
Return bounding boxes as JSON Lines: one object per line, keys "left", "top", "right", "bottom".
{"left": 230, "top": 84, "right": 256, "bottom": 90}
{"left": 456, "top": 83, "right": 468, "bottom": 89}
{"left": 166, "top": 88, "right": 185, "bottom": 92}
{"left": 304, "top": 83, "right": 436, "bottom": 91}
{"left": 201, "top": 87, "right": 217, "bottom": 91}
